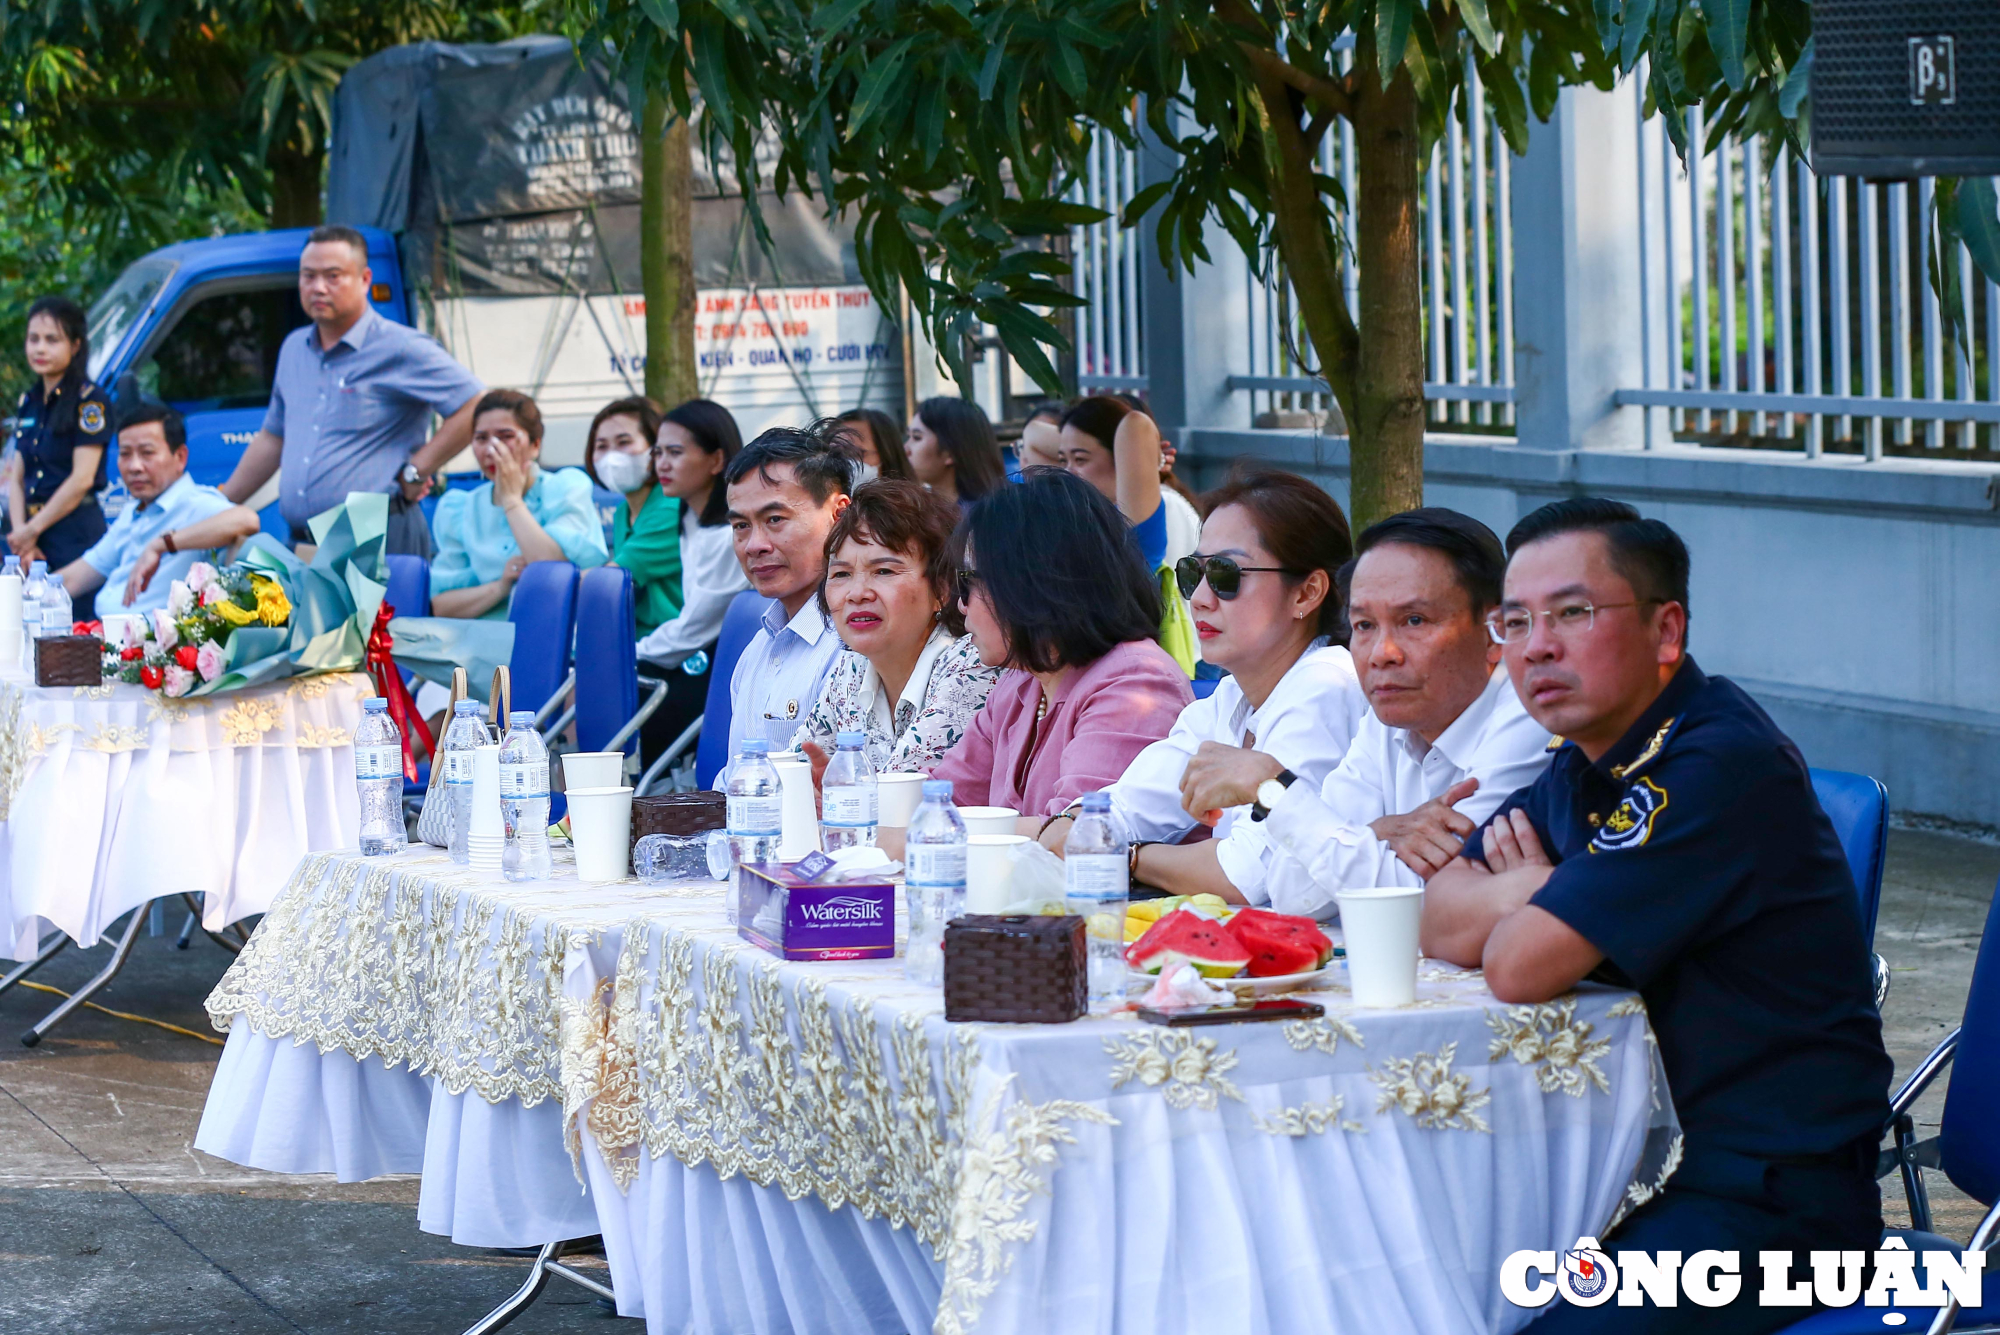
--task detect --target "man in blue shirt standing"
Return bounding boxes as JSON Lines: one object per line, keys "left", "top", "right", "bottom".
{"left": 219, "top": 225, "right": 483, "bottom": 555}
{"left": 1423, "top": 498, "right": 1891, "bottom": 1333}
{"left": 56, "top": 404, "right": 259, "bottom": 617}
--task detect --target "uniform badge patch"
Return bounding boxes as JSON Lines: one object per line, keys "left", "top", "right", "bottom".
{"left": 78, "top": 402, "right": 105, "bottom": 434}
{"left": 1591, "top": 777, "right": 1667, "bottom": 852}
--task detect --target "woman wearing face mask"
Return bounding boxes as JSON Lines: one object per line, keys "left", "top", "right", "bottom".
{"left": 801, "top": 480, "right": 1000, "bottom": 779}
{"left": 429, "top": 389, "right": 608, "bottom": 619}
{"left": 1041, "top": 465, "right": 1369, "bottom": 904}
{"left": 903, "top": 396, "right": 1006, "bottom": 508}
{"left": 832, "top": 407, "right": 912, "bottom": 486}
{"left": 587, "top": 396, "right": 682, "bottom": 636}
{"left": 7, "top": 297, "right": 111, "bottom": 570}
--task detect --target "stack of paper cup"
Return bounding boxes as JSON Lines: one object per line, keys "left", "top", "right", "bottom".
{"left": 965, "top": 833, "right": 1030, "bottom": 913}
{"left": 878, "top": 773, "right": 928, "bottom": 829}
{"left": 467, "top": 744, "right": 505, "bottom": 870}
{"left": 1334, "top": 887, "right": 1425, "bottom": 1008}
{"left": 569, "top": 786, "right": 635, "bottom": 882}
{"left": 772, "top": 754, "right": 820, "bottom": 860}
{"left": 958, "top": 806, "right": 1019, "bottom": 836}
{"left": 0, "top": 571, "right": 20, "bottom": 669}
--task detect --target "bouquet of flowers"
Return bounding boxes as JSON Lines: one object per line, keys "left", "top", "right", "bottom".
{"left": 101, "top": 561, "right": 292, "bottom": 698}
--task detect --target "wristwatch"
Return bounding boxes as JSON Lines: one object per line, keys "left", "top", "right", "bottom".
{"left": 399, "top": 463, "right": 423, "bottom": 486}
{"left": 1250, "top": 768, "right": 1298, "bottom": 822}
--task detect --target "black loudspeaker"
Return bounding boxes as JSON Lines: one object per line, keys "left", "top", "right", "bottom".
{"left": 1811, "top": 0, "right": 2000, "bottom": 178}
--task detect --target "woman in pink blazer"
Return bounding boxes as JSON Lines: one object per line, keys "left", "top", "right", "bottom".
{"left": 931, "top": 469, "right": 1192, "bottom": 822}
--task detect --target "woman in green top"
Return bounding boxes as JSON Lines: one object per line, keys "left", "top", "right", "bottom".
{"left": 586, "top": 396, "right": 683, "bottom": 636}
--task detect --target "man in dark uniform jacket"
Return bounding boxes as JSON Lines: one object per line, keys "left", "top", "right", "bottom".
{"left": 1423, "top": 497, "right": 1891, "bottom": 1333}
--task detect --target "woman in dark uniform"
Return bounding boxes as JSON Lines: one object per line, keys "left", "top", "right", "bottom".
{"left": 7, "top": 297, "right": 110, "bottom": 573}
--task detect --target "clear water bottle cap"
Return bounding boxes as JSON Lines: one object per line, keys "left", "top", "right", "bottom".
{"left": 923, "top": 779, "right": 952, "bottom": 801}
{"left": 363, "top": 698, "right": 388, "bottom": 714}
{"left": 1081, "top": 790, "right": 1112, "bottom": 813}
{"left": 1, "top": 556, "right": 17, "bottom": 574}
{"left": 682, "top": 649, "right": 710, "bottom": 676}
{"left": 29, "top": 560, "right": 47, "bottom": 575}
{"left": 453, "top": 699, "right": 481, "bottom": 715}
{"left": 739, "top": 738, "right": 770, "bottom": 755}
{"left": 508, "top": 710, "right": 534, "bottom": 726}
{"left": 836, "top": 730, "right": 867, "bottom": 748}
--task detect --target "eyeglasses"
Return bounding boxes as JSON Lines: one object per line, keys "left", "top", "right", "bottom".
{"left": 1174, "top": 554, "right": 1301, "bottom": 601}
{"left": 1486, "top": 599, "right": 1657, "bottom": 645}
{"left": 955, "top": 567, "right": 983, "bottom": 602}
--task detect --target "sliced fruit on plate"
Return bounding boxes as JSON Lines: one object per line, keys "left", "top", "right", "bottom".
{"left": 1225, "top": 907, "right": 1334, "bottom": 968}
{"left": 1125, "top": 908, "right": 1252, "bottom": 978}
{"left": 1237, "top": 933, "right": 1321, "bottom": 977}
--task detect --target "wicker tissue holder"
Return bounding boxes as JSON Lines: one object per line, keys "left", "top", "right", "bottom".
{"left": 34, "top": 634, "right": 102, "bottom": 688}
{"left": 943, "top": 914, "right": 1088, "bottom": 1024}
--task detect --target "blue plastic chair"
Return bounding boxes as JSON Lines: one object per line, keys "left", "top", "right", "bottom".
{"left": 1810, "top": 768, "right": 1891, "bottom": 1007}
{"left": 1190, "top": 677, "right": 1222, "bottom": 701}
{"left": 1777, "top": 877, "right": 2000, "bottom": 1334}
{"left": 694, "top": 590, "right": 776, "bottom": 790}
{"left": 507, "top": 561, "right": 580, "bottom": 724}
{"left": 384, "top": 553, "right": 430, "bottom": 619}
{"left": 571, "top": 564, "right": 667, "bottom": 763}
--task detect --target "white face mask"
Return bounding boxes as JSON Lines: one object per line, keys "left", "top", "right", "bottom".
{"left": 848, "top": 460, "right": 879, "bottom": 490}
{"left": 595, "top": 449, "right": 652, "bottom": 495}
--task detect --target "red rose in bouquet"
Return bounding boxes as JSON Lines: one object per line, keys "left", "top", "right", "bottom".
{"left": 119, "top": 645, "right": 143, "bottom": 662}
{"left": 174, "top": 644, "right": 200, "bottom": 672}
{"left": 139, "top": 665, "right": 164, "bottom": 690}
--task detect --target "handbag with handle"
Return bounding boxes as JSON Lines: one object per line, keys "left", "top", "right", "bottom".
{"left": 416, "top": 668, "right": 471, "bottom": 847}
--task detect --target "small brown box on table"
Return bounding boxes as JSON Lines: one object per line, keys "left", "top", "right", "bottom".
{"left": 943, "top": 915, "right": 1088, "bottom": 1024}
{"left": 34, "top": 634, "right": 102, "bottom": 688}
{"left": 628, "top": 791, "right": 726, "bottom": 857}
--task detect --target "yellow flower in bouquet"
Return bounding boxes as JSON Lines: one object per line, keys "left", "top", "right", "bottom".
{"left": 211, "top": 599, "right": 260, "bottom": 627}
{"left": 251, "top": 577, "right": 291, "bottom": 627}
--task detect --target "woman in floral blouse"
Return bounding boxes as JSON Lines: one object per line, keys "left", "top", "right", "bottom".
{"left": 801, "top": 479, "right": 1000, "bottom": 777}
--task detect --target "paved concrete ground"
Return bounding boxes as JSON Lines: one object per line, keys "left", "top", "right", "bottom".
{"left": 0, "top": 829, "right": 1992, "bottom": 1332}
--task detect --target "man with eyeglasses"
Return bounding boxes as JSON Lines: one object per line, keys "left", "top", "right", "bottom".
{"left": 1189, "top": 507, "right": 1552, "bottom": 917}
{"left": 1423, "top": 498, "right": 1890, "bottom": 1334}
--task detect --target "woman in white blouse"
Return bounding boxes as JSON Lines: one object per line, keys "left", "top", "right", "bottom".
{"left": 801, "top": 479, "right": 1000, "bottom": 778}
{"left": 1040, "top": 464, "right": 1370, "bottom": 904}
{"left": 635, "top": 399, "right": 750, "bottom": 753}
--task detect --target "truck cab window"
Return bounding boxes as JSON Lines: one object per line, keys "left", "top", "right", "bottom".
{"left": 136, "top": 283, "right": 309, "bottom": 413}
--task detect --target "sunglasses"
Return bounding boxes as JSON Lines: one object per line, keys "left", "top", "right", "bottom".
{"left": 1174, "top": 554, "right": 1301, "bottom": 600}
{"left": 955, "top": 567, "right": 983, "bottom": 601}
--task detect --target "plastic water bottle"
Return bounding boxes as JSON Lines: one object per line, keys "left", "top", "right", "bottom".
{"left": 37, "top": 576, "right": 71, "bottom": 641}
{"left": 903, "top": 780, "right": 967, "bottom": 986}
{"left": 1064, "top": 790, "right": 1129, "bottom": 1009}
{"left": 499, "top": 710, "right": 552, "bottom": 882}
{"left": 440, "top": 699, "right": 488, "bottom": 865}
{"left": 353, "top": 698, "right": 406, "bottom": 856}
{"left": 820, "top": 730, "right": 878, "bottom": 850}
{"left": 725, "top": 738, "right": 783, "bottom": 924}
{"left": 21, "top": 559, "right": 48, "bottom": 658}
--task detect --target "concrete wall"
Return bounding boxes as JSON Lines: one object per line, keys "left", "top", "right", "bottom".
{"left": 1181, "top": 428, "right": 2000, "bottom": 831}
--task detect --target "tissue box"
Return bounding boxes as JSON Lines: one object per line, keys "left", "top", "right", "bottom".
{"left": 736, "top": 862, "right": 896, "bottom": 961}
{"left": 34, "top": 634, "right": 102, "bottom": 688}
{"left": 943, "top": 915, "right": 1088, "bottom": 1024}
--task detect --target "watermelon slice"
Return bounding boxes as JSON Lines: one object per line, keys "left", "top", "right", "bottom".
{"left": 1226, "top": 908, "right": 1333, "bottom": 969}
{"left": 1238, "top": 934, "right": 1321, "bottom": 977}
{"left": 1125, "top": 908, "right": 1252, "bottom": 978}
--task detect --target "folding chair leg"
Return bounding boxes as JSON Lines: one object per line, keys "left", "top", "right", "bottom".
{"left": 22, "top": 902, "right": 148, "bottom": 1046}
{"left": 175, "top": 913, "right": 197, "bottom": 950}
{"left": 0, "top": 931, "right": 68, "bottom": 997}
{"left": 458, "top": 1238, "right": 613, "bottom": 1335}
{"left": 1895, "top": 1112, "right": 1934, "bottom": 1234}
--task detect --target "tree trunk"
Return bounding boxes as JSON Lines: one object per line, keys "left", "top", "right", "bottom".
{"left": 268, "top": 143, "right": 323, "bottom": 229}
{"left": 640, "top": 91, "right": 698, "bottom": 408}
{"left": 1344, "top": 69, "right": 1427, "bottom": 528}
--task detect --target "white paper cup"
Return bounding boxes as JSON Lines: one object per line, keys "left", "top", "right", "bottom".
{"left": 97, "top": 612, "right": 142, "bottom": 650}
{"left": 568, "top": 785, "right": 635, "bottom": 882}
{"left": 878, "top": 773, "right": 928, "bottom": 828}
{"left": 957, "top": 806, "right": 1020, "bottom": 837}
{"left": 561, "top": 751, "right": 625, "bottom": 791}
{"left": 1334, "top": 887, "right": 1425, "bottom": 1008}
{"left": 965, "top": 833, "right": 1030, "bottom": 914}
{"left": 470, "top": 745, "right": 505, "bottom": 838}
{"left": 769, "top": 756, "right": 820, "bottom": 859}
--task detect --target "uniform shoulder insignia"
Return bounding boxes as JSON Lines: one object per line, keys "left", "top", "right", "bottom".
{"left": 78, "top": 401, "right": 106, "bottom": 434}
{"left": 1545, "top": 735, "right": 1564, "bottom": 752}
{"left": 1609, "top": 716, "right": 1677, "bottom": 780}
{"left": 1590, "top": 777, "right": 1668, "bottom": 853}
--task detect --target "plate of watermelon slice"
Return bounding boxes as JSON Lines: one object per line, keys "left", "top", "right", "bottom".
{"left": 1125, "top": 905, "right": 1338, "bottom": 996}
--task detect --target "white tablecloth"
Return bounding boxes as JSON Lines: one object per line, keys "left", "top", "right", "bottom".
{"left": 0, "top": 669, "right": 371, "bottom": 957}
{"left": 568, "top": 910, "right": 1681, "bottom": 1335}
{"left": 195, "top": 848, "right": 690, "bottom": 1246}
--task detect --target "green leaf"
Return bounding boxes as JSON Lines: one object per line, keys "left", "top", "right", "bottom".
{"left": 1527, "top": 38, "right": 1562, "bottom": 121}
{"left": 848, "top": 34, "right": 914, "bottom": 132}
{"left": 1927, "top": 181, "right": 1970, "bottom": 357}
{"left": 1955, "top": 176, "right": 2000, "bottom": 288}
{"left": 1458, "top": 0, "right": 1501, "bottom": 56}
{"left": 813, "top": 0, "right": 868, "bottom": 34}
{"left": 1778, "top": 35, "right": 1811, "bottom": 120}
{"left": 1373, "top": 0, "right": 1414, "bottom": 91}
{"left": 1702, "top": 0, "right": 1751, "bottom": 91}
{"left": 1593, "top": 0, "right": 1620, "bottom": 59}
{"left": 1120, "top": 179, "right": 1172, "bottom": 227}
{"left": 638, "top": 0, "right": 681, "bottom": 34}
{"left": 1619, "top": 0, "right": 1656, "bottom": 72}
{"left": 1480, "top": 59, "right": 1530, "bottom": 153}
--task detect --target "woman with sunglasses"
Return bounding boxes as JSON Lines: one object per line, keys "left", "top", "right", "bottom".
{"left": 1039, "top": 464, "right": 1369, "bottom": 904}
{"left": 928, "top": 469, "right": 1191, "bottom": 822}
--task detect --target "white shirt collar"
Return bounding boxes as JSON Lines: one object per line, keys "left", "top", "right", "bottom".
{"left": 764, "top": 596, "right": 833, "bottom": 646}
{"left": 1396, "top": 665, "right": 1512, "bottom": 768}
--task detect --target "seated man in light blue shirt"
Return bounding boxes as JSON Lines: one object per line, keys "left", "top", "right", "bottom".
{"left": 429, "top": 389, "right": 609, "bottom": 620}
{"left": 57, "top": 404, "right": 260, "bottom": 618}
{"left": 723, "top": 427, "right": 853, "bottom": 755}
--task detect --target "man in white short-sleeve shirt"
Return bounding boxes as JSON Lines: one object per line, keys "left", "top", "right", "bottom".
{"left": 1181, "top": 509, "right": 1552, "bottom": 919}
